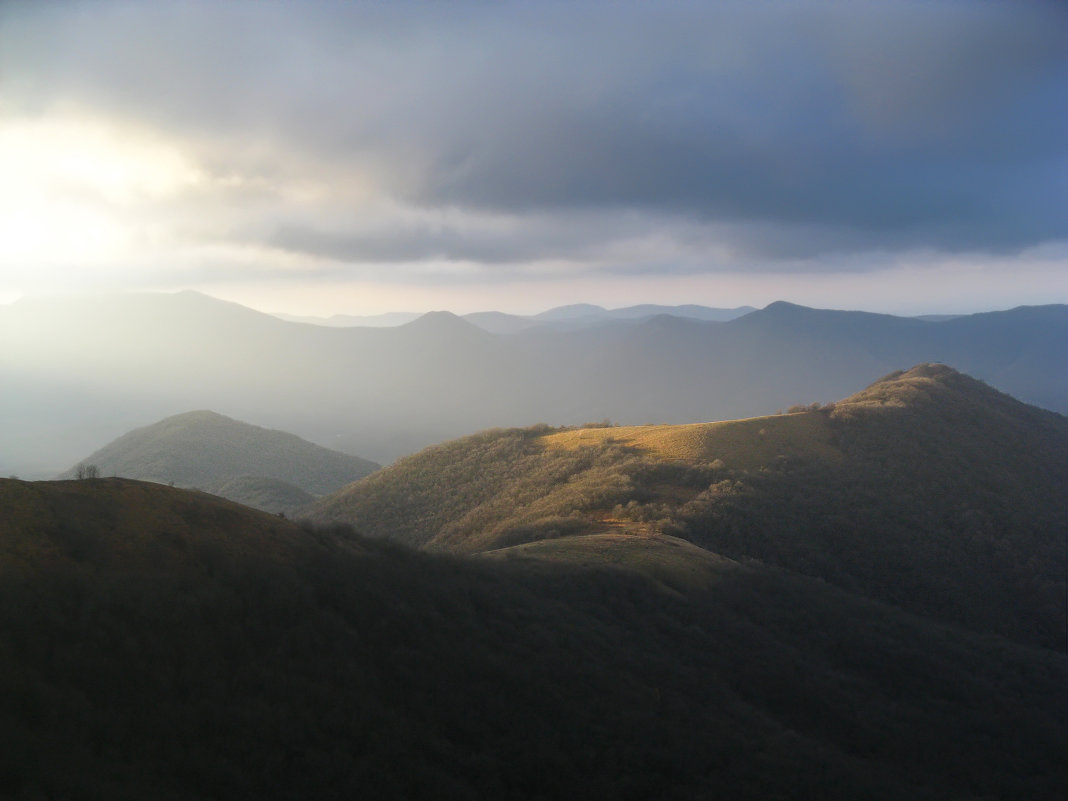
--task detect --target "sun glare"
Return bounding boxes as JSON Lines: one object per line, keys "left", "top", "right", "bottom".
{"left": 0, "top": 116, "right": 202, "bottom": 281}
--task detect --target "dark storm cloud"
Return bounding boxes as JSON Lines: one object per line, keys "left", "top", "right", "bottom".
{"left": 262, "top": 208, "right": 676, "bottom": 268}
{"left": 2, "top": 0, "right": 1065, "bottom": 267}
{"left": 268, "top": 221, "right": 556, "bottom": 266}
{"left": 405, "top": 2, "right": 1067, "bottom": 252}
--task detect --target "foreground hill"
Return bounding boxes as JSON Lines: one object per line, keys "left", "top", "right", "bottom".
{"left": 59, "top": 410, "right": 378, "bottom": 513}
{"left": 308, "top": 364, "right": 1068, "bottom": 650}
{"left": 2, "top": 291, "right": 1065, "bottom": 474}
{"left": 2, "top": 477, "right": 1067, "bottom": 799}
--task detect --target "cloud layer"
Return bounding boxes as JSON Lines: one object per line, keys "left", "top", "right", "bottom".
{"left": 1, "top": 0, "right": 1065, "bottom": 305}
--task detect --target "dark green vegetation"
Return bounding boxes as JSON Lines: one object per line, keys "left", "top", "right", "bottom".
{"left": 198, "top": 474, "right": 315, "bottom": 514}
{"left": 3, "top": 477, "right": 1068, "bottom": 799}
{"left": 309, "top": 364, "right": 1068, "bottom": 651}
{"left": 60, "top": 410, "right": 378, "bottom": 514}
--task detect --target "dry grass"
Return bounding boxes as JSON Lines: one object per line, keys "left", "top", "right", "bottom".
{"left": 479, "top": 531, "right": 737, "bottom": 594}
{"left": 541, "top": 411, "right": 843, "bottom": 471}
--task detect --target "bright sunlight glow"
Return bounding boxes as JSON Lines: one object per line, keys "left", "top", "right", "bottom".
{"left": 0, "top": 115, "right": 202, "bottom": 280}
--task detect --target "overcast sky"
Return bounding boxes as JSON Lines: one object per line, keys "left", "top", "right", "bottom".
{"left": 0, "top": 0, "right": 1065, "bottom": 315}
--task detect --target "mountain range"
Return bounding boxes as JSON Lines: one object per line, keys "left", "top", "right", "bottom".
{"left": 2, "top": 291, "right": 1064, "bottom": 476}
{"left": 273, "top": 302, "right": 757, "bottom": 332}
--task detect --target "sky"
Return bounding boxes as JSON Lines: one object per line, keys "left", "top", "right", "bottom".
{"left": 0, "top": 0, "right": 1065, "bottom": 317}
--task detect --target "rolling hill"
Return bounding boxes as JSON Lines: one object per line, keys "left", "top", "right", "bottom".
{"left": 59, "top": 410, "right": 378, "bottom": 513}
{"left": 2, "top": 476, "right": 1067, "bottom": 799}
{"left": 2, "top": 291, "right": 1065, "bottom": 475}
{"left": 197, "top": 475, "right": 316, "bottom": 514}
{"left": 307, "top": 364, "right": 1068, "bottom": 650}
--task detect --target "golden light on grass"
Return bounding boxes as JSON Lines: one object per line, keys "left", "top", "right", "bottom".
{"left": 541, "top": 411, "right": 844, "bottom": 471}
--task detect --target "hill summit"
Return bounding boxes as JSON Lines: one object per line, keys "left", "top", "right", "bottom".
{"left": 838, "top": 362, "right": 1017, "bottom": 409}
{"left": 400, "top": 310, "right": 488, "bottom": 337}
{"left": 61, "top": 411, "right": 378, "bottom": 512}
{"left": 308, "top": 364, "right": 1068, "bottom": 650}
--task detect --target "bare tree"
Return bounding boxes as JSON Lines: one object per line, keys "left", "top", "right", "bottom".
{"left": 75, "top": 463, "right": 100, "bottom": 480}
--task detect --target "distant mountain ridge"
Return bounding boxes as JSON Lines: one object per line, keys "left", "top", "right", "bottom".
{"left": 274, "top": 302, "right": 969, "bottom": 333}
{"left": 60, "top": 410, "right": 378, "bottom": 513}
{"left": 274, "top": 302, "right": 757, "bottom": 332}
{"left": 2, "top": 290, "right": 1064, "bottom": 474}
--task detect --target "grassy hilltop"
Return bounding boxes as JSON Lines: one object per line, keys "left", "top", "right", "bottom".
{"left": 308, "top": 364, "right": 1068, "bottom": 650}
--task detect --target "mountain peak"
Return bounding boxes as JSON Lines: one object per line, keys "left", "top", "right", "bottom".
{"left": 761, "top": 300, "right": 810, "bottom": 314}
{"left": 164, "top": 409, "right": 234, "bottom": 424}
{"left": 60, "top": 410, "right": 379, "bottom": 498}
{"left": 533, "top": 303, "right": 608, "bottom": 321}
{"left": 730, "top": 301, "right": 818, "bottom": 326}
{"left": 893, "top": 363, "right": 960, "bottom": 381}
{"left": 400, "top": 310, "right": 486, "bottom": 336}
{"left": 835, "top": 363, "right": 1020, "bottom": 416}
{"left": 865, "top": 362, "right": 976, "bottom": 392}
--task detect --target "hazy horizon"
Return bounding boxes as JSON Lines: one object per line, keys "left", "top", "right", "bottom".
{"left": 1, "top": 287, "right": 1062, "bottom": 322}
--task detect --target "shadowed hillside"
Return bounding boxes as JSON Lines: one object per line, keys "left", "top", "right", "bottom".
{"left": 197, "top": 475, "right": 316, "bottom": 515}
{"left": 2, "top": 477, "right": 1067, "bottom": 799}
{"left": 0, "top": 477, "right": 337, "bottom": 570}
{"left": 308, "top": 364, "right": 1068, "bottom": 650}
{"left": 59, "top": 410, "right": 378, "bottom": 513}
